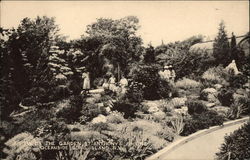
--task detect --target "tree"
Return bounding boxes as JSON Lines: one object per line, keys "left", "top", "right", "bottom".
{"left": 144, "top": 44, "right": 156, "bottom": 63}
{"left": 213, "top": 21, "right": 230, "bottom": 66}
{"left": 82, "top": 16, "right": 143, "bottom": 81}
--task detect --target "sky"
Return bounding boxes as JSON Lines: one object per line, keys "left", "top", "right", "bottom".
{"left": 1, "top": 1, "right": 249, "bottom": 46}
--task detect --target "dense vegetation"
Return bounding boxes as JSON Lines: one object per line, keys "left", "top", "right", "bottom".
{"left": 0, "top": 16, "right": 249, "bottom": 159}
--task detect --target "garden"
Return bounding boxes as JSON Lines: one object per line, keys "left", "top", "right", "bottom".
{"left": 0, "top": 16, "right": 249, "bottom": 160}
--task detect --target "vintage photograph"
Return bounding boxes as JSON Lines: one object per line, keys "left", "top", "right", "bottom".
{"left": 0, "top": 1, "right": 249, "bottom": 159}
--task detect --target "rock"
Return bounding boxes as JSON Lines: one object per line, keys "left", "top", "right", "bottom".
{"left": 105, "top": 107, "right": 111, "bottom": 113}
{"left": 225, "top": 60, "right": 240, "bottom": 75}
{"left": 97, "top": 103, "right": 104, "bottom": 107}
{"left": 214, "top": 84, "right": 223, "bottom": 90}
{"left": 205, "top": 103, "right": 216, "bottom": 108}
{"left": 148, "top": 105, "right": 159, "bottom": 113}
{"left": 91, "top": 114, "right": 107, "bottom": 124}
{"left": 152, "top": 111, "right": 166, "bottom": 121}
{"left": 89, "top": 88, "right": 104, "bottom": 94}
{"left": 200, "top": 88, "right": 218, "bottom": 102}
{"left": 85, "top": 97, "right": 96, "bottom": 104}
{"left": 142, "top": 100, "right": 162, "bottom": 113}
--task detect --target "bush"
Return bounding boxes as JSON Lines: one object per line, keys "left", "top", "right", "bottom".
{"left": 228, "top": 73, "right": 248, "bottom": 89}
{"left": 111, "top": 100, "right": 140, "bottom": 119}
{"left": 202, "top": 66, "right": 226, "bottom": 84}
{"left": 131, "top": 64, "right": 162, "bottom": 100}
{"left": 218, "top": 88, "right": 234, "bottom": 106}
{"left": 181, "top": 110, "right": 224, "bottom": 136}
{"left": 80, "top": 103, "right": 106, "bottom": 124}
{"left": 56, "top": 95, "right": 83, "bottom": 123}
{"left": 176, "top": 77, "right": 201, "bottom": 90}
{"left": 157, "top": 79, "right": 175, "bottom": 99}
{"left": 125, "top": 81, "right": 144, "bottom": 103}
{"left": 3, "top": 132, "right": 41, "bottom": 160}
{"left": 106, "top": 111, "right": 126, "bottom": 124}
{"left": 186, "top": 100, "right": 207, "bottom": 115}
{"left": 216, "top": 122, "right": 250, "bottom": 160}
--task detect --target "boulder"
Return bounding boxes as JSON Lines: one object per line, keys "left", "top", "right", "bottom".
{"left": 148, "top": 105, "right": 160, "bottom": 113}
{"left": 91, "top": 114, "right": 107, "bottom": 124}
{"left": 214, "top": 84, "right": 223, "bottom": 90}
{"left": 152, "top": 111, "right": 166, "bottom": 121}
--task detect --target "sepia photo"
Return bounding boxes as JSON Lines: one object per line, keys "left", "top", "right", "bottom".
{"left": 0, "top": 1, "right": 249, "bottom": 159}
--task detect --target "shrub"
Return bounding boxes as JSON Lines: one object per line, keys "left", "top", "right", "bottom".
{"left": 131, "top": 64, "right": 161, "bottom": 100}
{"left": 186, "top": 100, "right": 207, "bottom": 115}
{"left": 216, "top": 122, "right": 250, "bottom": 160}
{"left": 175, "top": 77, "right": 201, "bottom": 90}
{"left": 181, "top": 110, "right": 224, "bottom": 136}
{"left": 125, "top": 81, "right": 144, "bottom": 103}
{"left": 170, "top": 114, "right": 185, "bottom": 135}
{"left": 202, "top": 66, "right": 226, "bottom": 84}
{"left": 157, "top": 79, "right": 174, "bottom": 99}
{"left": 227, "top": 99, "right": 249, "bottom": 120}
{"left": 3, "top": 132, "right": 42, "bottom": 160}
{"left": 111, "top": 100, "right": 140, "bottom": 119}
{"left": 218, "top": 88, "right": 234, "bottom": 106}
{"left": 228, "top": 73, "right": 248, "bottom": 89}
{"left": 106, "top": 111, "right": 126, "bottom": 124}
{"left": 80, "top": 103, "right": 106, "bottom": 124}
{"left": 56, "top": 96, "right": 83, "bottom": 123}
{"left": 93, "top": 77, "right": 104, "bottom": 88}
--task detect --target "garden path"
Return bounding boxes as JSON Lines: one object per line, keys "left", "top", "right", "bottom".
{"left": 156, "top": 121, "right": 247, "bottom": 160}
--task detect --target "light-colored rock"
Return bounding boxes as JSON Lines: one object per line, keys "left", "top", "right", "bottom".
{"left": 205, "top": 103, "right": 216, "bottom": 108}
{"left": 148, "top": 105, "right": 160, "bottom": 113}
{"left": 225, "top": 60, "right": 240, "bottom": 75}
{"left": 214, "top": 84, "right": 223, "bottom": 90}
{"left": 152, "top": 111, "right": 166, "bottom": 121}
{"left": 91, "top": 114, "right": 107, "bottom": 124}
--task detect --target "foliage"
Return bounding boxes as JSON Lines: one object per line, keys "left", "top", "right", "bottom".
{"left": 131, "top": 64, "right": 160, "bottom": 100}
{"left": 202, "top": 66, "right": 227, "bottom": 85}
{"left": 218, "top": 88, "right": 234, "bottom": 106}
{"left": 181, "top": 110, "right": 224, "bottom": 136}
{"left": 170, "top": 114, "right": 185, "bottom": 135}
{"left": 125, "top": 81, "right": 144, "bottom": 103}
{"left": 106, "top": 111, "right": 126, "bottom": 124}
{"left": 228, "top": 73, "right": 248, "bottom": 89}
{"left": 56, "top": 95, "right": 84, "bottom": 123}
{"left": 111, "top": 100, "right": 140, "bottom": 119}
{"left": 80, "top": 103, "right": 106, "bottom": 124}
{"left": 216, "top": 122, "right": 250, "bottom": 160}
{"left": 213, "top": 21, "right": 231, "bottom": 66}
{"left": 3, "top": 132, "right": 41, "bottom": 160}
{"left": 144, "top": 44, "right": 156, "bottom": 64}
{"left": 157, "top": 79, "right": 175, "bottom": 99}
{"left": 175, "top": 77, "right": 201, "bottom": 90}
{"left": 186, "top": 100, "right": 207, "bottom": 115}
{"left": 131, "top": 64, "right": 173, "bottom": 100}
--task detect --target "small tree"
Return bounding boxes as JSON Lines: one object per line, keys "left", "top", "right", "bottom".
{"left": 213, "top": 21, "right": 230, "bottom": 66}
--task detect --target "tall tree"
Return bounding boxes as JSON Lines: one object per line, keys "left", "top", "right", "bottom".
{"left": 213, "top": 21, "right": 230, "bottom": 66}
{"left": 83, "top": 16, "right": 143, "bottom": 80}
{"left": 144, "top": 44, "right": 156, "bottom": 64}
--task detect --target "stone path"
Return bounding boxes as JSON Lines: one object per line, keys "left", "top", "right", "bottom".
{"left": 155, "top": 120, "right": 247, "bottom": 160}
